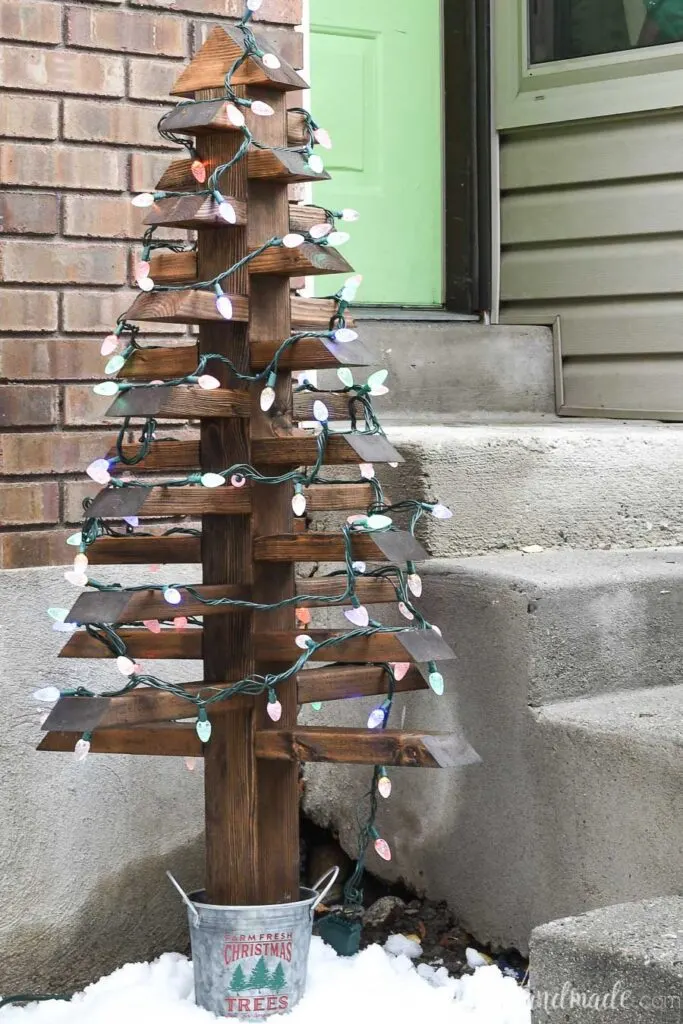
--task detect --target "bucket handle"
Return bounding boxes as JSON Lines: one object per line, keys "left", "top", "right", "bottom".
{"left": 310, "top": 865, "right": 340, "bottom": 915}
{"left": 166, "top": 870, "right": 200, "bottom": 925}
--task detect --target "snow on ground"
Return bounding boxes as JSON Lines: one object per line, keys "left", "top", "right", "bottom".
{"left": 0, "top": 938, "right": 530, "bottom": 1024}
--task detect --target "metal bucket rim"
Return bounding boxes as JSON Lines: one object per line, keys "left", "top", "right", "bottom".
{"left": 187, "top": 887, "right": 319, "bottom": 914}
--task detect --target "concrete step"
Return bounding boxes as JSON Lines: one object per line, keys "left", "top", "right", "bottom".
{"left": 302, "top": 552, "right": 683, "bottom": 954}
{"left": 381, "top": 421, "right": 683, "bottom": 554}
{"left": 351, "top": 319, "right": 555, "bottom": 420}
{"left": 530, "top": 897, "right": 683, "bottom": 1023}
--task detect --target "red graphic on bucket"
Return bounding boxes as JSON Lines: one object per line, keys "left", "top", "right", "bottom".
{"left": 223, "top": 933, "right": 293, "bottom": 1016}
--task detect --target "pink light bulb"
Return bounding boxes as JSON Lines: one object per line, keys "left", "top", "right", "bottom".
{"left": 86, "top": 458, "right": 111, "bottom": 485}
{"left": 226, "top": 103, "right": 245, "bottom": 127}
{"left": 230, "top": 474, "right": 246, "bottom": 488}
{"left": 251, "top": 100, "right": 274, "bottom": 116}
{"left": 398, "top": 602, "right": 414, "bottom": 621}
{"left": 309, "top": 222, "right": 333, "bottom": 240}
{"left": 191, "top": 158, "right": 206, "bottom": 183}
{"left": 374, "top": 837, "right": 392, "bottom": 861}
{"left": 390, "top": 662, "right": 411, "bottom": 681}
{"left": 185, "top": 757, "right": 197, "bottom": 771}
{"left": 174, "top": 616, "right": 188, "bottom": 630}
{"left": 267, "top": 699, "right": 282, "bottom": 722}
{"left": 143, "top": 619, "right": 161, "bottom": 634}
{"left": 313, "top": 127, "right": 332, "bottom": 149}
{"left": 359, "top": 463, "right": 375, "bottom": 480}
{"left": 135, "top": 260, "right": 150, "bottom": 282}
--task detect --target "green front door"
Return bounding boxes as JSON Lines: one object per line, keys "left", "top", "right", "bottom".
{"left": 310, "top": 1, "right": 443, "bottom": 306}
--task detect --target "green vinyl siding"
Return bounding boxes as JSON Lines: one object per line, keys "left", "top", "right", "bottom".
{"left": 310, "top": 0, "right": 443, "bottom": 305}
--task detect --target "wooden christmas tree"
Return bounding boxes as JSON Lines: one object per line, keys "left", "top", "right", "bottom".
{"left": 39, "top": 5, "right": 479, "bottom": 910}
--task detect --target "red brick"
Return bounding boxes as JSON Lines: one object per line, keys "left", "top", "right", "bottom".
{"left": 132, "top": 0, "right": 302, "bottom": 25}
{"left": 0, "top": 94, "right": 59, "bottom": 139}
{"left": 0, "top": 0, "right": 61, "bottom": 43}
{"left": 0, "top": 193, "right": 59, "bottom": 235}
{"left": 129, "top": 150, "right": 176, "bottom": 192}
{"left": 67, "top": 6, "right": 186, "bottom": 57}
{"left": 63, "top": 385, "right": 117, "bottom": 426}
{"left": 0, "top": 337, "right": 188, "bottom": 380}
{"left": 63, "top": 194, "right": 186, "bottom": 241}
{"left": 0, "top": 482, "right": 59, "bottom": 525}
{"left": 1, "top": 290, "right": 58, "bottom": 332}
{"left": 128, "top": 58, "right": 184, "bottom": 103}
{"left": 0, "top": 240, "right": 127, "bottom": 286}
{"left": 0, "top": 46, "right": 124, "bottom": 96}
{"left": 0, "top": 528, "right": 74, "bottom": 569}
{"left": 0, "top": 385, "right": 58, "bottom": 426}
{"left": 62, "top": 289, "right": 187, "bottom": 334}
{"left": 0, "top": 431, "right": 111, "bottom": 475}
{"left": 64, "top": 479, "right": 100, "bottom": 523}
{"left": 194, "top": 20, "right": 304, "bottom": 67}
{"left": 63, "top": 99, "right": 174, "bottom": 149}
{"left": 0, "top": 143, "right": 126, "bottom": 190}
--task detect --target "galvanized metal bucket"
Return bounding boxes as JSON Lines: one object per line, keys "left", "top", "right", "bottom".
{"left": 167, "top": 868, "right": 339, "bottom": 1020}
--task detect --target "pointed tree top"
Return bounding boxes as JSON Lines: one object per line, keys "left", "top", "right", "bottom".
{"left": 171, "top": 26, "right": 308, "bottom": 97}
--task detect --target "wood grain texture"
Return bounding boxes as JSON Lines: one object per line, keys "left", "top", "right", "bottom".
{"left": 171, "top": 26, "right": 307, "bottom": 97}
{"left": 248, "top": 150, "right": 330, "bottom": 183}
{"left": 252, "top": 533, "right": 391, "bottom": 562}
{"left": 88, "top": 485, "right": 252, "bottom": 521}
{"left": 288, "top": 205, "right": 330, "bottom": 233}
{"left": 59, "top": 629, "right": 443, "bottom": 663}
{"left": 41, "top": 666, "right": 428, "bottom": 732}
{"left": 106, "top": 384, "right": 250, "bottom": 419}
{"left": 38, "top": 725, "right": 200, "bottom": 757}
{"left": 124, "top": 290, "right": 248, "bottom": 325}
{"left": 148, "top": 251, "right": 198, "bottom": 284}
{"left": 145, "top": 195, "right": 247, "bottom": 230}
{"left": 255, "top": 727, "right": 481, "bottom": 769}
{"left": 249, "top": 242, "right": 352, "bottom": 277}
{"left": 159, "top": 99, "right": 245, "bottom": 135}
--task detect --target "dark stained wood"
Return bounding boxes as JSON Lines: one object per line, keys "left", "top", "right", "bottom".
{"left": 248, "top": 149, "right": 330, "bottom": 183}
{"left": 290, "top": 297, "right": 341, "bottom": 331}
{"left": 145, "top": 195, "right": 247, "bottom": 230}
{"left": 156, "top": 158, "right": 204, "bottom": 193}
{"left": 42, "top": 665, "right": 429, "bottom": 732}
{"left": 38, "top": 725, "right": 200, "bottom": 757}
{"left": 171, "top": 26, "right": 308, "bottom": 97}
{"left": 125, "top": 289, "right": 248, "bottom": 326}
{"left": 106, "top": 384, "right": 250, "bottom": 419}
{"left": 160, "top": 98, "right": 246, "bottom": 135}
{"left": 253, "top": 532, "right": 410, "bottom": 562}
{"left": 249, "top": 242, "right": 351, "bottom": 277}
{"left": 88, "top": 534, "right": 200, "bottom": 565}
{"left": 195, "top": 78, "right": 259, "bottom": 907}
{"left": 66, "top": 575, "right": 397, "bottom": 626}
{"left": 247, "top": 85, "right": 299, "bottom": 905}
{"left": 87, "top": 485, "right": 251, "bottom": 521}
{"left": 255, "top": 727, "right": 482, "bottom": 769}
{"left": 148, "top": 250, "right": 198, "bottom": 284}
{"left": 286, "top": 110, "right": 308, "bottom": 146}
{"left": 288, "top": 205, "right": 330, "bottom": 234}
{"left": 59, "top": 628, "right": 454, "bottom": 664}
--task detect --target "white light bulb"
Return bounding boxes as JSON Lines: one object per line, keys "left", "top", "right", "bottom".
{"left": 432, "top": 503, "right": 453, "bottom": 520}
{"left": 367, "top": 370, "right": 389, "bottom": 396}
{"left": 104, "top": 354, "right": 125, "bottom": 375}
{"left": 34, "top": 686, "right": 61, "bottom": 704}
{"left": 196, "top": 717, "right": 212, "bottom": 743}
{"left": 359, "top": 463, "right": 375, "bottom": 480}
{"left": 260, "top": 386, "right": 276, "bottom": 412}
{"left": 138, "top": 276, "right": 155, "bottom": 293}
{"left": 262, "top": 52, "right": 281, "bottom": 69}
{"left": 292, "top": 492, "right": 307, "bottom": 517}
{"left": 313, "top": 127, "right": 332, "bottom": 149}
{"left": 295, "top": 634, "right": 313, "bottom": 650}
{"left": 378, "top": 775, "right": 392, "bottom": 799}
{"left": 308, "top": 154, "right": 324, "bottom": 174}
{"left": 341, "top": 208, "right": 360, "bottom": 222}
{"left": 201, "top": 473, "right": 226, "bottom": 488}
{"left": 47, "top": 607, "right": 69, "bottom": 622}
{"left": 408, "top": 573, "right": 422, "bottom": 597}
{"left": 93, "top": 381, "right": 119, "bottom": 397}
{"left": 251, "top": 99, "right": 274, "bottom": 116}
{"left": 73, "top": 552, "right": 88, "bottom": 571}
{"left": 131, "top": 192, "right": 155, "bottom": 208}
{"left": 309, "top": 222, "right": 333, "bottom": 240}
{"left": 215, "top": 294, "right": 233, "bottom": 320}
{"left": 327, "top": 231, "right": 350, "bottom": 246}
{"left": 337, "top": 368, "right": 354, "bottom": 388}
{"left": 247, "top": 0, "right": 263, "bottom": 9}
{"left": 341, "top": 274, "right": 363, "bottom": 303}
{"left": 64, "top": 570, "right": 88, "bottom": 587}
{"left": 197, "top": 375, "right": 220, "bottom": 390}
{"left": 226, "top": 103, "right": 245, "bottom": 127}
{"left": 66, "top": 532, "right": 83, "bottom": 547}
{"left": 74, "top": 737, "right": 91, "bottom": 762}
{"left": 333, "top": 328, "right": 358, "bottom": 344}
{"left": 218, "top": 201, "right": 237, "bottom": 224}
{"left": 431, "top": 624, "right": 443, "bottom": 636}
{"left": 163, "top": 587, "right": 182, "bottom": 606}
{"left": 116, "top": 656, "right": 137, "bottom": 676}
{"left": 283, "top": 233, "right": 305, "bottom": 249}
{"left": 366, "top": 514, "right": 392, "bottom": 531}
{"left": 313, "top": 400, "right": 329, "bottom": 423}
{"left": 374, "top": 837, "right": 392, "bottom": 861}
{"left": 100, "top": 334, "right": 119, "bottom": 356}
{"left": 345, "top": 605, "right": 369, "bottom": 628}
{"left": 352, "top": 561, "right": 366, "bottom": 574}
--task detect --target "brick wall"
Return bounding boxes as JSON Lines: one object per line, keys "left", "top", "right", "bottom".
{"left": 0, "top": 0, "right": 303, "bottom": 568}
